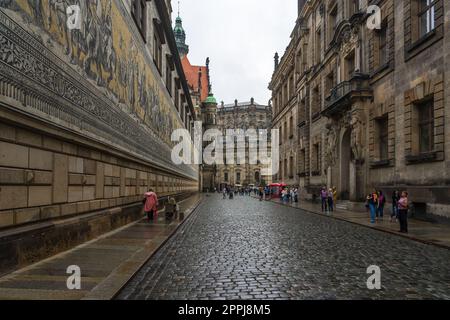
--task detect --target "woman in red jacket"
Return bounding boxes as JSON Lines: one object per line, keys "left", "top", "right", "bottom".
{"left": 143, "top": 189, "right": 158, "bottom": 222}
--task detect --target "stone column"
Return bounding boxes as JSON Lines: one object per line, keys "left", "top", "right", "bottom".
{"left": 349, "top": 161, "right": 357, "bottom": 201}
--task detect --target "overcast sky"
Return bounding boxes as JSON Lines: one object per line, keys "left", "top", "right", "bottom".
{"left": 172, "top": 0, "right": 297, "bottom": 106}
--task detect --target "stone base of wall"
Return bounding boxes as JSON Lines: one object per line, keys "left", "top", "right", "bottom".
{"left": 0, "top": 192, "right": 197, "bottom": 277}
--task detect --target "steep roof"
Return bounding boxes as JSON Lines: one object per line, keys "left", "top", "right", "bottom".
{"left": 181, "top": 56, "right": 209, "bottom": 103}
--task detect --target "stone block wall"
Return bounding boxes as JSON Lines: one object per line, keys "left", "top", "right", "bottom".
{"left": 0, "top": 120, "right": 197, "bottom": 230}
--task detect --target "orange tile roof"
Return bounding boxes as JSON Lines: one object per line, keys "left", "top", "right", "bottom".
{"left": 181, "top": 56, "right": 209, "bottom": 103}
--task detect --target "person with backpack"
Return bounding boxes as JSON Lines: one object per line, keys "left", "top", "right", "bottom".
{"left": 143, "top": 189, "right": 158, "bottom": 222}
{"left": 377, "top": 190, "right": 386, "bottom": 220}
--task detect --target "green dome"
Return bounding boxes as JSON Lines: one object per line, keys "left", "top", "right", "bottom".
{"left": 204, "top": 93, "right": 217, "bottom": 104}
{"left": 174, "top": 17, "right": 184, "bottom": 33}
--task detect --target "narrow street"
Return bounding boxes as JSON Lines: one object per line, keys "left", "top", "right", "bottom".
{"left": 117, "top": 195, "right": 450, "bottom": 300}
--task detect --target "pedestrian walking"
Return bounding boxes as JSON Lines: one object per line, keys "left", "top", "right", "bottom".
{"left": 327, "top": 188, "right": 334, "bottom": 212}
{"left": 222, "top": 188, "right": 227, "bottom": 199}
{"left": 143, "top": 189, "right": 158, "bottom": 222}
{"left": 368, "top": 191, "right": 378, "bottom": 224}
{"left": 398, "top": 191, "right": 409, "bottom": 233}
{"left": 377, "top": 190, "right": 386, "bottom": 220}
{"left": 281, "top": 188, "right": 288, "bottom": 202}
{"left": 391, "top": 190, "right": 400, "bottom": 222}
{"left": 259, "top": 186, "right": 264, "bottom": 201}
{"left": 294, "top": 188, "right": 299, "bottom": 203}
{"left": 320, "top": 187, "right": 328, "bottom": 212}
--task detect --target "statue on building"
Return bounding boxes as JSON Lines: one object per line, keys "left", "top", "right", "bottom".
{"left": 324, "top": 119, "right": 338, "bottom": 168}
{"left": 350, "top": 114, "right": 364, "bottom": 162}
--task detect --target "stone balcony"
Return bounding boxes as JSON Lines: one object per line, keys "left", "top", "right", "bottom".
{"left": 322, "top": 73, "right": 373, "bottom": 117}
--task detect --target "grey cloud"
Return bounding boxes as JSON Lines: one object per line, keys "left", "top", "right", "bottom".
{"left": 173, "top": 0, "right": 297, "bottom": 105}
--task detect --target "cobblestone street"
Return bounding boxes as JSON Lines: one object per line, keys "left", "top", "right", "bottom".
{"left": 117, "top": 195, "right": 450, "bottom": 300}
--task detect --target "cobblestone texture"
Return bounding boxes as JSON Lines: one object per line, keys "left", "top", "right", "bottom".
{"left": 117, "top": 195, "right": 450, "bottom": 300}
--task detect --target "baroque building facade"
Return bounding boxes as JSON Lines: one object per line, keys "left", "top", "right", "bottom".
{"left": 271, "top": 0, "right": 450, "bottom": 219}
{"left": 0, "top": 0, "right": 198, "bottom": 273}
{"left": 215, "top": 99, "right": 273, "bottom": 190}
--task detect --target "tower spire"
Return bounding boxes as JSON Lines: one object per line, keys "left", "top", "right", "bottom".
{"left": 173, "top": 4, "right": 189, "bottom": 58}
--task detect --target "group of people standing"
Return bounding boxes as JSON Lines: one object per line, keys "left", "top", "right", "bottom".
{"left": 280, "top": 187, "right": 299, "bottom": 203}
{"left": 366, "top": 190, "right": 409, "bottom": 233}
{"left": 320, "top": 187, "right": 338, "bottom": 213}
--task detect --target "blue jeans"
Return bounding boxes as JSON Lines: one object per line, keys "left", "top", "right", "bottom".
{"left": 321, "top": 198, "right": 328, "bottom": 212}
{"left": 392, "top": 205, "right": 398, "bottom": 218}
{"left": 369, "top": 203, "right": 376, "bottom": 223}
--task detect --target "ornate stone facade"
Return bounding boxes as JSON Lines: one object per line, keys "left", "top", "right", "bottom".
{"left": 271, "top": 0, "right": 450, "bottom": 219}
{"left": 215, "top": 99, "right": 273, "bottom": 189}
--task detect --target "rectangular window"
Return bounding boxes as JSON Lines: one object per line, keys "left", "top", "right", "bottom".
{"left": 316, "top": 29, "right": 322, "bottom": 64}
{"left": 289, "top": 116, "right": 294, "bottom": 138}
{"left": 377, "top": 116, "right": 389, "bottom": 160}
{"left": 166, "top": 61, "right": 172, "bottom": 96}
{"left": 345, "top": 51, "right": 355, "bottom": 80}
{"left": 312, "top": 85, "right": 321, "bottom": 116}
{"left": 300, "top": 149, "right": 306, "bottom": 174}
{"left": 328, "top": 5, "right": 338, "bottom": 44}
{"left": 131, "top": 0, "right": 147, "bottom": 41}
{"left": 312, "top": 143, "right": 320, "bottom": 174}
{"left": 174, "top": 79, "right": 180, "bottom": 111}
{"left": 419, "top": 0, "right": 436, "bottom": 38}
{"left": 153, "top": 33, "right": 162, "bottom": 73}
{"left": 284, "top": 159, "right": 288, "bottom": 179}
{"left": 224, "top": 172, "right": 228, "bottom": 182}
{"left": 289, "top": 156, "right": 294, "bottom": 178}
{"left": 284, "top": 120, "right": 288, "bottom": 141}
{"left": 325, "top": 71, "right": 335, "bottom": 97}
{"left": 378, "top": 25, "right": 388, "bottom": 66}
{"left": 236, "top": 172, "right": 241, "bottom": 182}
{"left": 418, "top": 99, "right": 434, "bottom": 153}
{"left": 289, "top": 75, "right": 295, "bottom": 100}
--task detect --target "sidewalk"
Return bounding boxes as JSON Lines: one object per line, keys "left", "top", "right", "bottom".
{"left": 257, "top": 196, "right": 450, "bottom": 250}
{"left": 0, "top": 194, "right": 203, "bottom": 300}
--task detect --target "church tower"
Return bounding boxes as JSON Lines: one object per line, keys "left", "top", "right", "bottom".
{"left": 174, "top": 15, "right": 189, "bottom": 58}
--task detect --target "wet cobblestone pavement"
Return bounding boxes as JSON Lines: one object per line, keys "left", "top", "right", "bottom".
{"left": 117, "top": 195, "right": 450, "bottom": 300}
